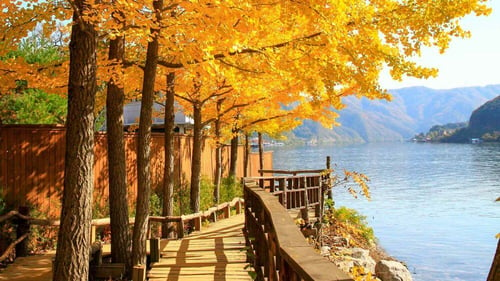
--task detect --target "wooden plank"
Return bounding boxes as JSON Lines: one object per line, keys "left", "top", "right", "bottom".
{"left": 149, "top": 214, "right": 251, "bottom": 281}
{"left": 0, "top": 251, "right": 55, "bottom": 281}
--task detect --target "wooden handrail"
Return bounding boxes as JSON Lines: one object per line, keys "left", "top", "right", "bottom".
{"left": 0, "top": 197, "right": 245, "bottom": 262}
{"left": 0, "top": 233, "right": 29, "bottom": 263}
{"left": 244, "top": 181, "right": 352, "bottom": 281}
{"left": 259, "top": 169, "right": 327, "bottom": 175}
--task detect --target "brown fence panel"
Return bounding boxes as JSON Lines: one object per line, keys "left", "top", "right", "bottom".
{"left": 0, "top": 125, "right": 272, "bottom": 216}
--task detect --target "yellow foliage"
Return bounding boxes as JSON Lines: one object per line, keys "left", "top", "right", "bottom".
{"left": 352, "top": 266, "right": 378, "bottom": 281}
{"left": 0, "top": 0, "right": 492, "bottom": 138}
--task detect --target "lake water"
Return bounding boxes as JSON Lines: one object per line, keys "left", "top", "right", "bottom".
{"left": 270, "top": 142, "right": 499, "bottom": 281}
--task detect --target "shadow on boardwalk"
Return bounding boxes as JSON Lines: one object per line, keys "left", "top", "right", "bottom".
{"left": 148, "top": 214, "right": 251, "bottom": 281}
{"left": 0, "top": 251, "right": 54, "bottom": 281}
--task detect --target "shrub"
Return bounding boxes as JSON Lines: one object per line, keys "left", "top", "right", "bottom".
{"left": 220, "top": 176, "right": 243, "bottom": 203}
{"left": 324, "top": 206, "right": 375, "bottom": 246}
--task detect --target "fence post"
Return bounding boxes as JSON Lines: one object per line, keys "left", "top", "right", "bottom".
{"left": 194, "top": 216, "right": 202, "bottom": 231}
{"left": 177, "top": 219, "right": 185, "bottom": 239}
{"left": 16, "top": 206, "right": 30, "bottom": 257}
{"left": 235, "top": 200, "right": 242, "bottom": 214}
{"left": 223, "top": 204, "right": 231, "bottom": 218}
{"left": 132, "top": 265, "right": 146, "bottom": 281}
{"left": 300, "top": 177, "right": 309, "bottom": 222}
{"left": 90, "top": 224, "right": 97, "bottom": 243}
{"left": 326, "top": 156, "right": 333, "bottom": 200}
{"left": 150, "top": 238, "right": 160, "bottom": 263}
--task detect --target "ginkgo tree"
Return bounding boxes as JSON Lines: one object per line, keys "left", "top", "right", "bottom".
{"left": 1, "top": 0, "right": 493, "bottom": 280}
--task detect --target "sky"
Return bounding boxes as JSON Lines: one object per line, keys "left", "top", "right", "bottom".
{"left": 379, "top": 0, "right": 500, "bottom": 90}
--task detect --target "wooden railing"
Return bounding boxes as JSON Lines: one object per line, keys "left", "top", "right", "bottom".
{"left": 246, "top": 170, "right": 330, "bottom": 220}
{"left": 243, "top": 180, "right": 353, "bottom": 281}
{"left": 148, "top": 197, "right": 244, "bottom": 239}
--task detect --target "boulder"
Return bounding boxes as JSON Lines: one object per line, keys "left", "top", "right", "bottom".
{"left": 320, "top": 246, "right": 331, "bottom": 257}
{"left": 334, "top": 259, "right": 354, "bottom": 273}
{"left": 375, "top": 260, "right": 413, "bottom": 281}
{"left": 351, "top": 248, "right": 376, "bottom": 273}
{"left": 331, "top": 236, "right": 349, "bottom": 247}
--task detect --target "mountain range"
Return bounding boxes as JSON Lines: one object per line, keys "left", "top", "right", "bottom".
{"left": 287, "top": 84, "right": 500, "bottom": 143}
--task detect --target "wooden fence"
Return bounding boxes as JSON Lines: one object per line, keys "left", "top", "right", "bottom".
{"left": 0, "top": 125, "right": 272, "bottom": 216}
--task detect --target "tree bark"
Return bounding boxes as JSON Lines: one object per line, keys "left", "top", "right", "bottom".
{"left": 228, "top": 128, "right": 238, "bottom": 179}
{"left": 106, "top": 35, "right": 131, "bottom": 272}
{"left": 190, "top": 103, "right": 203, "bottom": 213}
{"left": 488, "top": 239, "right": 500, "bottom": 281}
{"left": 258, "top": 132, "right": 264, "bottom": 177}
{"left": 53, "top": 2, "right": 97, "bottom": 280}
{"left": 243, "top": 133, "right": 250, "bottom": 177}
{"left": 132, "top": 0, "right": 163, "bottom": 267}
{"left": 162, "top": 72, "right": 175, "bottom": 238}
{"left": 213, "top": 99, "right": 223, "bottom": 204}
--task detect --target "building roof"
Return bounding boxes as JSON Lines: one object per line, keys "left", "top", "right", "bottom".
{"left": 123, "top": 101, "right": 194, "bottom": 126}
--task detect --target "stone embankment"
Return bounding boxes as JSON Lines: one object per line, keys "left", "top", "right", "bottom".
{"left": 320, "top": 242, "right": 413, "bottom": 281}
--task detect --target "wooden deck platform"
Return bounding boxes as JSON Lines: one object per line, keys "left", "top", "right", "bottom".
{"left": 0, "top": 246, "right": 112, "bottom": 281}
{"left": 0, "top": 215, "right": 250, "bottom": 281}
{"left": 148, "top": 214, "right": 251, "bottom": 281}
{"left": 0, "top": 251, "right": 54, "bottom": 281}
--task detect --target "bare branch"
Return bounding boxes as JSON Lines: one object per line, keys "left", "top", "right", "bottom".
{"left": 157, "top": 32, "right": 323, "bottom": 69}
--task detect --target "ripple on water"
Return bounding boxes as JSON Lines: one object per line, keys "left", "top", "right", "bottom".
{"left": 271, "top": 142, "right": 500, "bottom": 281}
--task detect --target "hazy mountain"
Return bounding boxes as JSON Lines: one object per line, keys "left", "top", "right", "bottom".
{"left": 288, "top": 84, "right": 500, "bottom": 143}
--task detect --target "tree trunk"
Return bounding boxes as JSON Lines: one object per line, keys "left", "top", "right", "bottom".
{"left": 132, "top": 0, "right": 162, "bottom": 267}
{"left": 190, "top": 103, "right": 203, "bottom": 213}
{"left": 243, "top": 133, "right": 250, "bottom": 177}
{"left": 214, "top": 144, "right": 222, "bottom": 204}
{"left": 488, "top": 239, "right": 500, "bottom": 281}
{"left": 162, "top": 72, "right": 175, "bottom": 238}
{"left": 53, "top": 3, "right": 97, "bottom": 280}
{"left": 213, "top": 99, "right": 223, "bottom": 204}
{"left": 258, "top": 132, "right": 264, "bottom": 176}
{"left": 106, "top": 35, "right": 131, "bottom": 272}
{"left": 229, "top": 128, "right": 238, "bottom": 179}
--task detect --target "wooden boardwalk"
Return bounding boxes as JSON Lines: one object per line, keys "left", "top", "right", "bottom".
{"left": 148, "top": 214, "right": 251, "bottom": 281}
{"left": 0, "top": 251, "right": 55, "bottom": 281}
{"left": 0, "top": 215, "right": 249, "bottom": 281}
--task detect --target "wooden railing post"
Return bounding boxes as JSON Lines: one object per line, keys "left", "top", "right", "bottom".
{"left": 194, "top": 216, "right": 202, "bottom": 231}
{"left": 150, "top": 238, "right": 160, "bottom": 263}
{"left": 90, "top": 224, "right": 97, "bottom": 243}
{"left": 235, "top": 199, "right": 242, "bottom": 214}
{"left": 132, "top": 265, "right": 146, "bottom": 281}
{"left": 300, "top": 177, "right": 309, "bottom": 222}
{"left": 15, "top": 206, "right": 30, "bottom": 257}
{"left": 223, "top": 204, "right": 231, "bottom": 218}
{"left": 326, "top": 156, "right": 333, "bottom": 200}
{"left": 279, "top": 178, "right": 287, "bottom": 209}
{"left": 178, "top": 219, "right": 185, "bottom": 239}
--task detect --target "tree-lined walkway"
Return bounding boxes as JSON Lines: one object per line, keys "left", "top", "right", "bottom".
{"left": 148, "top": 214, "right": 251, "bottom": 281}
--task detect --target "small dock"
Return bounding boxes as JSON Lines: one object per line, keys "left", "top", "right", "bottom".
{"left": 148, "top": 214, "right": 250, "bottom": 281}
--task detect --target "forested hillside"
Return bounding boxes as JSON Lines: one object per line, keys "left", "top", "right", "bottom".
{"left": 443, "top": 95, "right": 500, "bottom": 142}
